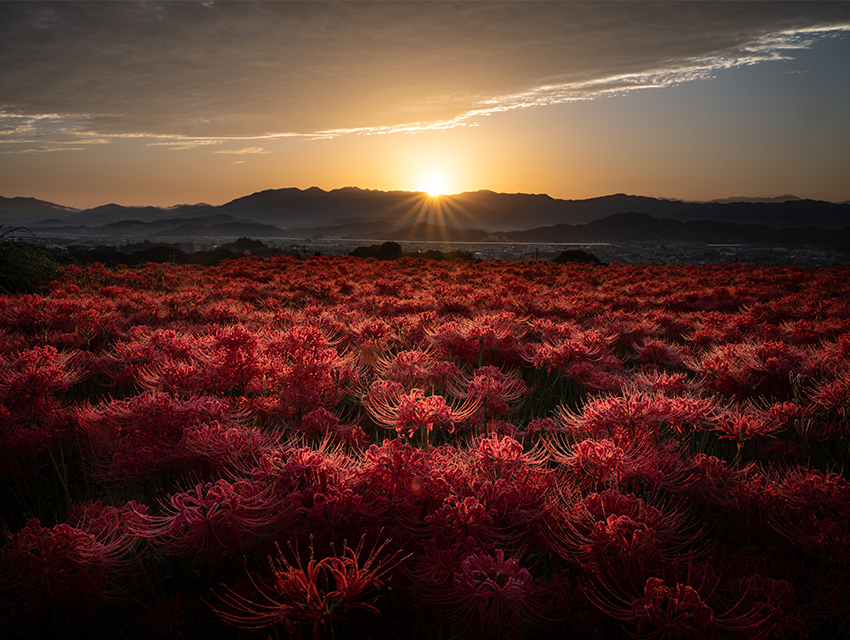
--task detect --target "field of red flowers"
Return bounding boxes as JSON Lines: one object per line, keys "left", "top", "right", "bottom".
{"left": 1, "top": 255, "right": 849, "bottom": 639}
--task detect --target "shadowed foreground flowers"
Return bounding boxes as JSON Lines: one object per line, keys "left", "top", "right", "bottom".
{"left": 213, "top": 533, "right": 406, "bottom": 640}
{"left": 1, "top": 257, "right": 850, "bottom": 638}
{"left": 0, "top": 513, "right": 135, "bottom": 632}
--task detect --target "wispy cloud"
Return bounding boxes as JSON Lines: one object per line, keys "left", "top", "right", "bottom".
{"left": 147, "top": 139, "right": 223, "bottom": 151}
{"left": 213, "top": 147, "right": 270, "bottom": 155}
{"left": 2, "top": 146, "right": 84, "bottom": 155}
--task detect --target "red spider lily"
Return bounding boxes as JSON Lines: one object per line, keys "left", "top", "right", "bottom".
{"left": 678, "top": 453, "right": 744, "bottom": 506}
{"left": 547, "top": 434, "right": 689, "bottom": 494}
{"left": 266, "top": 324, "right": 340, "bottom": 356}
{"left": 214, "top": 533, "right": 405, "bottom": 640}
{"left": 0, "top": 345, "right": 83, "bottom": 460}
{"left": 765, "top": 400, "right": 810, "bottom": 429}
{"left": 250, "top": 444, "right": 349, "bottom": 491}
{"left": 633, "top": 339, "right": 690, "bottom": 368}
{"left": 372, "top": 348, "right": 462, "bottom": 393}
{"left": 100, "top": 326, "right": 198, "bottom": 390}
{"left": 772, "top": 467, "right": 850, "bottom": 518}
{"left": 552, "top": 437, "right": 628, "bottom": 489}
{"left": 374, "top": 348, "right": 438, "bottom": 387}
{"left": 0, "top": 345, "right": 82, "bottom": 406}
{"left": 557, "top": 391, "right": 723, "bottom": 444}
{"left": 810, "top": 373, "right": 850, "bottom": 415}
{"left": 427, "top": 313, "right": 526, "bottom": 366}
{"left": 525, "top": 330, "right": 624, "bottom": 390}
{"left": 254, "top": 340, "right": 357, "bottom": 422}
{"left": 77, "top": 391, "right": 245, "bottom": 484}
{"left": 352, "top": 439, "right": 433, "bottom": 528}
{"left": 726, "top": 572, "right": 807, "bottom": 636}
{"left": 469, "top": 477, "right": 551, "bottom": 549}
{"left": 64, "top": 500, "right": 143, "bottom": 546}
{"left": 0, "top": 518, "right": 134, "bottom": 631}
{"left": 766, "top": 468, "right": 850, "bottom": 564}
{"left": 77, "top": 390, "right": 242, "bottom": 452}
{"left": 692, "top": 341, "right": 813, "bottom": 400}
{"left": 206, "top": 324, "right": 263, "bottom": 395}
{"left": 588, "top": 558, "right": 775, "bottom": 640}
{"left": 713, "top": 408, "right": 784, "bottom": 452}
{"left": 468, "top": 431, "right": 551, "bottom": 486}
{"left": 364, "top": 380, "right": 481, "bottom": 444}
{"left": 132, "top": 479, "right": 277, "bottom": 565}
{"left": 292, "top": 407, "right": 368, "bottom": 448}
{"left": 248, "top": 445, "right": 370, "bottom": 543}
{"left": 470, "top": 433, "right": 533, "bottom": 472}
{"left": 628, "top": 369, "right": 704, "bottom": 397}
{"left": 459, "top": 365, "right": 528, "bottom": 424}
{"left": 422, "top": 495, "right": 499, "bottom": 548}
{"left": 420, "top": 548, "right": 560, "bottom": 639}
{"left": 283, "top": 481, "right": 370, "bottom": 545}
{"left": 547, "top": 489, "right": 696, "bottom": 578}
{"left": 4, "top": 254, "right": 850, "bottom": 637}
{"left": 0, "top": 346, "right": 82, "bottom": 449}
{"left": 600, "top": 312, "right": 664, "bottom": 354}
{"left": 179, "top": 420, "right": 282, "bottom": 473}
{"left": 626, "top": 577, "right": 716, "bottom": 639}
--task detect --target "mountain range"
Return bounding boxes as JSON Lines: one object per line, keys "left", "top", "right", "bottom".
{"left": 1, "top": 188, "right": 849, "bottom": 245}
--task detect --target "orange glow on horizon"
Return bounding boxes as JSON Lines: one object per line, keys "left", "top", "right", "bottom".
{"left": 416, "top": 169, "right": 452, "bottom": 198}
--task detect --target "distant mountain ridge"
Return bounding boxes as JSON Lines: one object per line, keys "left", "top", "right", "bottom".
{"left": 2, "top": 188, "right": 848, "bottom": 242}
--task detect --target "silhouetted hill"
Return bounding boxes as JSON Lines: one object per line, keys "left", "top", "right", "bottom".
{"left": 708, "top": 195, "right": 801, "bottom": 204}
{"left": 215, "top": 188, "right": 850, "bottom": 231}
{"left": 5, "top": 188, "right": 850, "bottom": 237}
{"left": 71, "top": 204, "right": 170, "bottom": 226}
{"left": 661, "top": 199, "right": 850, "bottom": 229}
{"left": 377, "top": 222, "right": 488, "bottom": 242}
{"left": 29, "top": 214, "right": 263, "bottom": 237}
{"left": 165, "top": 203, "right": 218, "bottom": 218}
{"left": 0, "top": 196, "right": 78, "bottom": 224}
{"left": 100, "top": 214, "right": 252, "bottom": 232}
{"left": 219, "top": 187, "right": 422, "bottom": 227}
{"left": 505, "top": 212, "right": 850, "bottom": 245}
{"left": 152, "top": 222, "right": 286, "bottom": 237}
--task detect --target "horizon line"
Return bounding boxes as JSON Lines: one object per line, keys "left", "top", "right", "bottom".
{"left": 1, "top": 187, "right": 837, "bottom": 212}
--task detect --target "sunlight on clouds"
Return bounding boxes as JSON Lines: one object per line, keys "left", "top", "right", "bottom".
{"left": 1, "top": 146, "right": 84, "bottom": 155}
{"left": 3, "top": 4, "right": 849, "bottom": 143}
{"left": 213, "top": 147, "right": 271, "bottom": 155}
{"left": 147, "top": 139, "right": 223, "bottom": 151}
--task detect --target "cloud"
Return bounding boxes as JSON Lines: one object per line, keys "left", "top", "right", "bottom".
{"left": 147, "top": 139, "right": 223, "bottom": 151}
{"left": 2, "top": 2, "right": 849, "bottom": 141}
{"left": 2, "top": 146, "right": 84, "bottom": 155}
{"left": 213, "top": 147, "right": 270, "bottom": 155}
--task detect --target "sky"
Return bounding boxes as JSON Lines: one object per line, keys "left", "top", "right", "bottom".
{"left": 1, "top": 0, "right": 849, "bottom": 210}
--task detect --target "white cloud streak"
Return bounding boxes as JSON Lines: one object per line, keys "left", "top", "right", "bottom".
{"left": 213, "top": 147, "right": 270, "bottom": 155}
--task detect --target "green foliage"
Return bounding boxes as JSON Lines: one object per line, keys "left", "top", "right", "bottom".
{"left": 351, "top": 242, "right": 477, "bottom": 262}
{"left": 551, "top": 249, "right": 605, "bottom": 265}
{"left": 350, "top": 241, "right": 404, "bottom": 260}
{"left": 0, "top": 226, "right": 60, "bottom": 293}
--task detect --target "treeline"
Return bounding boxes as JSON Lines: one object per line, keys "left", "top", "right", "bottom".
{"left": 349, "top": 241, "right": 476, "bottom": 261}
{"left": 3, "top": 236, "right": 604, "bottom": 295}
{"left": 62, "top": 237, "right": 291, "bottom": 267}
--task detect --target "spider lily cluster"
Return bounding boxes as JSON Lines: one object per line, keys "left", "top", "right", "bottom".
{"left": 1, "top": 255, "right": 849, "bottom": 638}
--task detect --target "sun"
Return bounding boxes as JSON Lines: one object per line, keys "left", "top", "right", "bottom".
{"left": 418, "top": 170, "right": 451, "bottom": 197}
